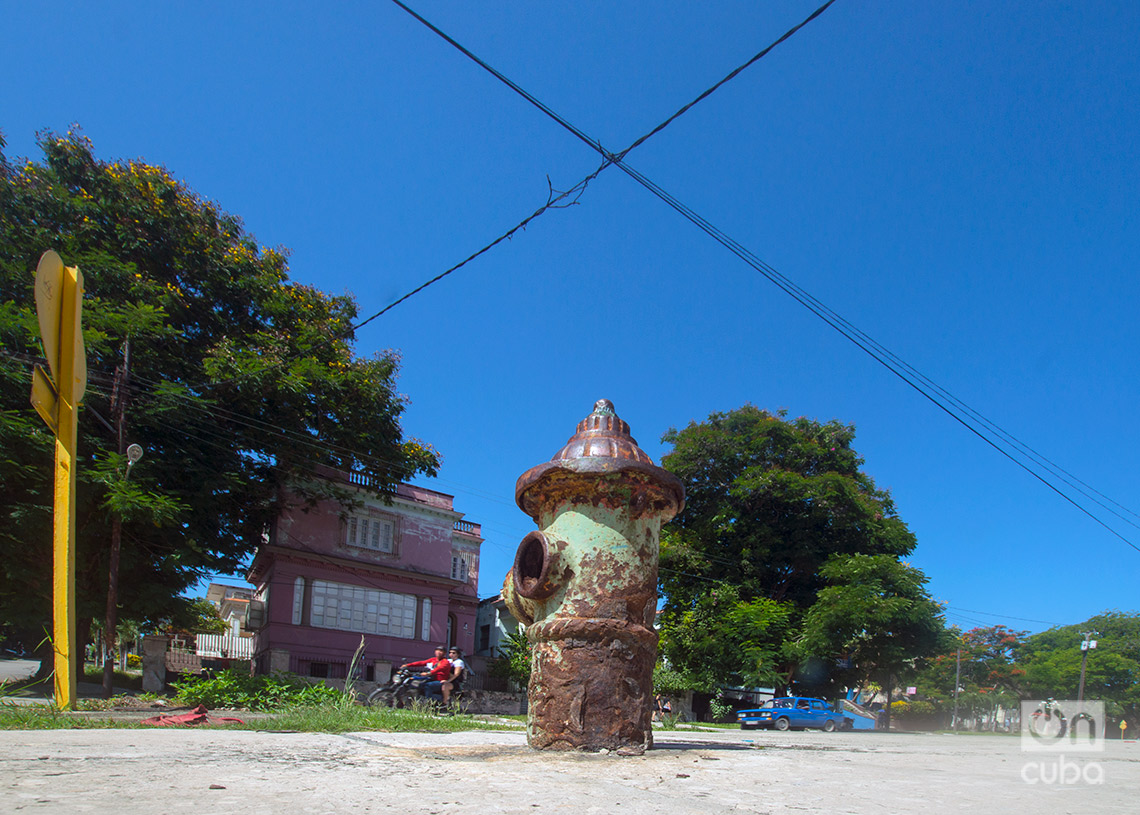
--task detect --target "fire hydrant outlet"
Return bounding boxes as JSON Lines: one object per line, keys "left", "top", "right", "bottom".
{"left": 513, "top": 531, "right": 560, "bottom": 600}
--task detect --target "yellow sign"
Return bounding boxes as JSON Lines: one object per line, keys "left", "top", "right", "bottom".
{"left": 33, "top": 250, "right": 86, "bottom": 405}
{"left": 30, "top": 364, "right": 58, "bottom": 434}
{"left": 31, "top": 250, "right": 86, "bottom": 711}
{"left": 34, "top": 250, "right": 63, "bottom": 383}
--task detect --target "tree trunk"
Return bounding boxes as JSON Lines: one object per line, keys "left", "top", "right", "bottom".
{"left": 77, "top": 616, "right": 92, "bottom": 687}
{"left": 33, "top": 637, "right": 53, "bottom": 683}
{"left": 883, "top": 671, "right": 892, "bottom": 731}
{"left": 102, "top": 515, "right": 122, "bottom": 698}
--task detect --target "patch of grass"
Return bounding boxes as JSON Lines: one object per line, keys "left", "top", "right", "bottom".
{"left": 239, "top": 699, "right": 521, "bottom": 733}
{"left": 0, "top": 698, "right": 525, "bottom": 732}
{"left": 81, "top": 666, "right": 144, "bottom": 690}
{"left": 0, "top": 702, "right": 146, "bottom": 729}
{"left": 171, "top": 669, "right": 342, "bottom": 710}
{"left": 0, "top": 676, "right": 49, "bottom": 698}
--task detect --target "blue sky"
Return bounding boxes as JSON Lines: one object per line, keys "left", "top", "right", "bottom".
{"left": 5, "top": 1, "right": 1137, "bottom": 635}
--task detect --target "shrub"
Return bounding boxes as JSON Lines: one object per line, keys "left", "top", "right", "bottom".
{"left": 487, "top": 630, "right": 531, "bottom": 689}
{"left": 708, "top": 698, "right": 733, "bottom": 722}
{"left": 652, "top": 665, "right": 692, "bottom": 697}
{"left": 892, "top": 699, "right": 936, "bottom": 717}
{"left": 171, "top": 669, "right": 342, "bottom": 711}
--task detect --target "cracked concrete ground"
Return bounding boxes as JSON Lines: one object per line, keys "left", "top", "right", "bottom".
{"left": 2, "top": 728, "right": 1137, "bottom": 814}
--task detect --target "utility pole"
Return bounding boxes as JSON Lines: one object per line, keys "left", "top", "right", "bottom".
{"left": 1077, "top": 631, "right": 1098, "bottom": 703}
{"left": 952, "top": 647, "right": 962, "bottom": 731}
{"left": 102, "top": 338, "right": 138, "bottom": 698}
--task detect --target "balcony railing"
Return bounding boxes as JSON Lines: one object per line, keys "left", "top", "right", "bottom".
{"left": 195, "top": 633, "right": 254, "bottom": 660}
{"left": 454, "top": 519, "right": 481, "bottom": 536}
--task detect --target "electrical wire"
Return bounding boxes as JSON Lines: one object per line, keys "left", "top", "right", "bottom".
{"left": 6, "top": 348, "right": 1073, "bottom": 629}
{"left": 205, "top": 1, "right": 837, "bottom": 392}
{"left": 392, "top": 2, "right": 1140, "bottom": 554}
{"left": 945, "top": 607, "right": 1062, "bottom": 628}
{"left": 2, "top": 3, "right": 851, "bottom": 515}
{"left": 7, "top": 350, "right": 519, "bottom": 555}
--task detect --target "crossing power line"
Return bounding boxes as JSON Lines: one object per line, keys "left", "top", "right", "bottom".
{"left": 390, "top": 1, "right": 1140, "bottom": 554}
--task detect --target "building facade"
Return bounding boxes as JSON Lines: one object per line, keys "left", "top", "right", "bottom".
{"left": 474, "top": 594, "right": 520, "bottom": 658}
{"left": 246, "top": 465, "right": 482, "bottom": 684}
{"left": 205, "top": 582, "right": 254, "bottom": 636}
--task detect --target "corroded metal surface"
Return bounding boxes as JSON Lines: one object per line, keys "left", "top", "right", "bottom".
{"left": 504, "top": 399, "right": 683, "bottom": 754}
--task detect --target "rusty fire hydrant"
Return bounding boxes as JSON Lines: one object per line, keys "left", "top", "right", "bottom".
{"left": 503, "top": 399, "right": 684, "bottom": 754}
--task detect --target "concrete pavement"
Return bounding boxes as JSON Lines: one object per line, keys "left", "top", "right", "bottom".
{"left": 2, "top": 727, "right": 1136, "bottom": 814}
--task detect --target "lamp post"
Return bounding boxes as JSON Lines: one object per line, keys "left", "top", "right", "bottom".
{"left": 1077, "top": 631, "right": 1098, "bottom": 704}
{"left": 102, "top": 442, "right": 142, "bottom": 698}
{"left": 952, "top": 647, "right": 962, "bottom": 731}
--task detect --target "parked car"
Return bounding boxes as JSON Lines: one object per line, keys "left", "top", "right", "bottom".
{"left": 737, "top": 696, "right": 848, "bottom": 732}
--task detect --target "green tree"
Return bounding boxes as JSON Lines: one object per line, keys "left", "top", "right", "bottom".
{"left": 959, "top": 625, "right": 1027, "bottom": 693}
{"left": 1018, "top": 611, "right": 1140, "bottom": 723}
{"left": 796, "top": 554, "right": 947, "bottom": 726}
{"left": 658, "top": 584, "right": 792, "bottom": 692}
{"left": 658, "top": 405, "right": 941, "bottom": 696}
{"left": 0, "top": 131, "right": 440, "bottom": 676}
{"left": 169, "top": 598, "right": 229, "bottom": 636}
{"left": 912, "top": 625, "right": 1027, "bottom": 728}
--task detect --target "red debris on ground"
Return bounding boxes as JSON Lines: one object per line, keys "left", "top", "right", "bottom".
{"left": 141, "top": 704, "right": 244, "bottom": 727}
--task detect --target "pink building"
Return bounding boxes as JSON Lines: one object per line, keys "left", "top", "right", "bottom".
{"left": 245, "top": 465, "right": 482, "bottom": 684}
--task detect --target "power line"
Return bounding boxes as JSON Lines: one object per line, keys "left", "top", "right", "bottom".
{"left": 945, "top": 607, "right": 1062, "bottom": 627}
{"left": 2, "top": 349, "right": 1084, "bottom": 631}
{"left": 7, "top": 350, "right": 519, "bottom": 551}
{"left": 393, "top": 2, "right": 1140, "bottom": 555}
{"left": 205, "top": 1, "right": 837, "bottom": 392}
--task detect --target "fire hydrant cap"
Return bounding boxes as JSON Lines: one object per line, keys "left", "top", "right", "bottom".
{"left": 515, "top": 399, "right": 685, "bottom": 518}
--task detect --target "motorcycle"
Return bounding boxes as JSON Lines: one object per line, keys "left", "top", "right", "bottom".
{"left": 366, "top": 665, "right": 431, "bottom": 708}
{"left": 1028, "top": 697, "right": 1066, "bottom": 739}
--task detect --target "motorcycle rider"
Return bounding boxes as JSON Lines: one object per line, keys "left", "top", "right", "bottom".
{"left": 401, "top": 646, "right": 452, "bottom": 699}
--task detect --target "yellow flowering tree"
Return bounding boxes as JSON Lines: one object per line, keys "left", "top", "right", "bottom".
{"left": 0, "top": 131, "right": 439, "bottom": 670}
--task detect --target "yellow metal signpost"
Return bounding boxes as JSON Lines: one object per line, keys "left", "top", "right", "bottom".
{"left": 31, "top": 250, "right": 86, "bottom": 710}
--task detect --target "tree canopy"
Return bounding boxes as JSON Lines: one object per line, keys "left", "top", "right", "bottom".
{"left": 796, "top": 553, "right": 947, "bottom": 694}
{"left": 0, "top": 131, "right": 439, "bottom": 661}
{"left": 1018, "top": 611, "right": 1140, "bottom": 719}
{"left": 911, "top": 613, "right": 1140, "bottom": 726}
{"left": 657, "top": 405, "right": 944, "bottom": 696}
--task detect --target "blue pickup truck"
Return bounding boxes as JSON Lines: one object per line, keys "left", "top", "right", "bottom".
{"left": 737, "top": 696, "right": 849, "bottom": 732}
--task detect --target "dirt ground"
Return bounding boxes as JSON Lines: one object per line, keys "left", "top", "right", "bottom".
{"left": 2, "top": 726, "right": 1137, "bottom": 814}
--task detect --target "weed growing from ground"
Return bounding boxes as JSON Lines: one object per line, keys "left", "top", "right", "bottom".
{"left": 171, "top": 669, "right": 342, "bottom": 710}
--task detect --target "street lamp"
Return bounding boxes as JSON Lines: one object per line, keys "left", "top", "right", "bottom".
{"left": 1077, "top": 632, "right": 1097, "bottom": 703}
{"left": 102, "top": 444, "right": 144, "bottom": 698}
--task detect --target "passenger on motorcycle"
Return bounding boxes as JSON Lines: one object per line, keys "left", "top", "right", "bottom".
{"left": 436, "top": 647, "right": 467, "bottom": 707}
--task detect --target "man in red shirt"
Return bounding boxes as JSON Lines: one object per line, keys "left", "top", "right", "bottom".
{"left": 401, "top": 646, "right": 451, "bottom": 682}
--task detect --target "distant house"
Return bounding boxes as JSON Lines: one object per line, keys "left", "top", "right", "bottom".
{"left": 205, "top": 583, "right": 254, "bottom": 636}
{"left": 193, "top": 582, "right": 256, "bottom": 663}
{"left": 245, "top": 465, "right": 483, "bottom": 684}
{"left": 474, "top": 594, "right": 520, "bottom": 657}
